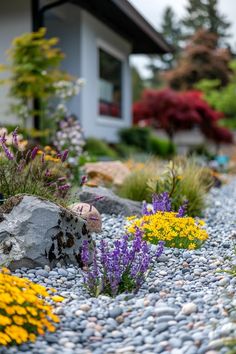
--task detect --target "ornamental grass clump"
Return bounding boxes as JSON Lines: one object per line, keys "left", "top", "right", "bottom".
{"left": 0, "top": 128, "right": 71, "bottom": 205}
{"left": 127, "top": 193, "right": 208, "bottom": 250}
{"left": 81, "top": 231, "right": 164, "bottom": 297}
{"left": 0, "top": 268, "right": 61, "bottom": 346}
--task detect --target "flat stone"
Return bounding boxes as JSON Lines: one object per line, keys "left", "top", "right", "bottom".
{"left": 77, "top": 186, "right": 142, "bottom": 216}
{"left": 156, "top": 307, "right": 176, "bottom": 317}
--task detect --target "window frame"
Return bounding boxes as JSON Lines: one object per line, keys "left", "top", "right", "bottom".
{"left": 97, "top": 38, "right": 125, "bottom": 126}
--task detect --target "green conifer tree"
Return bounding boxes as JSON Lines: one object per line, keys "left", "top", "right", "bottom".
{"left": 182, "top": 0, "right": 231, "bottom": 42}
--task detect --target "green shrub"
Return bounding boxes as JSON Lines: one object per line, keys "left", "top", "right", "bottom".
{"left": 118, "top": 127, "right": 176, "bottom": 158}
{"left": 149, "top": 135, "right": 176, "bottom": 157}
{"left": 196, "top": 61, "right": 236, "bottom": 125}
{"left": 119, "top": 127, "right": 151, "bottom": 151}
{"left": 113, "top": 143, "right": 140, "bottom": 158}
{"left": 85, "top": 138, "right": 118, "bottom": 159}
{"left": 188, "top": 144, "right": 215, "bottom": 160}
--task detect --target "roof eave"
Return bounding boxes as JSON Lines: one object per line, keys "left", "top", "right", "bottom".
{"left": 68, "top": 0, "right": 172, "bottom": 54}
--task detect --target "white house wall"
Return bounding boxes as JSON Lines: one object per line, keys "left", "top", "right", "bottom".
{"left": 0, "top": 0, "right": 31, "bottom": 126}
{"left": 46, "top": 5, "right": 132, "bottom": 142}
{"left": 79, "top": 10, "right": 132, "bottom": 142}
{"left": 44, "top": 3, "right": 82, "bottom": 118}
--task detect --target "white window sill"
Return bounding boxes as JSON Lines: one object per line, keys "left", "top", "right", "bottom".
{"left": 97, "top": 116, "right": 125, "bottom": 127}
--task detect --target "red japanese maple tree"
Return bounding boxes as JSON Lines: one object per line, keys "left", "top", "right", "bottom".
{"left": 133, "top": 88, "right": 233, "bottom": 145}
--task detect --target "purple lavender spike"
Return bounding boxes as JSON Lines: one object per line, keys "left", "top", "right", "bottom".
{"left": 2, "top": 144, "right": 14, "bottom": 160}
{"left": 155, "top": 241, "right": 165, "bottom": 258}
{"left": 31, "top": 146, "right": 39, "bottom": 160}
{"left": 12, "top": 127, "right": 18, "bottom": 146}
{"left": 177, "top": 200, "right": 188, "bottom": 217}
{"left": 61, "top": 149, "right": 69, "bottom": 162}
{"left": 0, "top": 132, "right": 7, "bottom": 145}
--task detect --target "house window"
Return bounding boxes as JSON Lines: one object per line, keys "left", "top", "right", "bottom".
{"left": 98, "top": 48, "right": 122, "bottom": 119}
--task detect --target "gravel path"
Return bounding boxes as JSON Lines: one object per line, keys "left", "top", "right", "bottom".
{"left": 4, "top": 180, "right": 236, "bottom": 354}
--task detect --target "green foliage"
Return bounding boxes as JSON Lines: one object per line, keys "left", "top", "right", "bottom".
{"left": 0, "top": 28, "right": 80, "bottom": 131}
{"left": 196, "top": 61, "right": 236, "bottom": 126}
{"left": 113, "top": 143, "right": 140, "bottom": 158}
{"left": 188, "top": 144, "right": 215, "bottom": 160}
{"left": 119, "top": 126, "right": 151, "bottom": 151}
{"left": 149, "top": 135, "right": 176, "bottom": 157}
{"left": 84, "top": 138, "right": 118, "bottom": 159}
{"left": 118, "top": 127, "right": 176, "bottom": 158}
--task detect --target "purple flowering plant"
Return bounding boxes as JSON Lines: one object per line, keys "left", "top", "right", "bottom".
{"left": 142, "top": 192, "right": 188, "bottom": 217}
{"left": 81, "top": 229, "right": 164, "bottom": 297}
{"left": 0, "top": 127, "right": 71, "bottom": 205}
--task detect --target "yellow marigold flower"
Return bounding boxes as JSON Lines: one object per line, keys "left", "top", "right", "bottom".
{"left": 51, "top": 295, "right": 65, "bottom": 302}
{"left": 14, "top": 306, "right": 27, "bottom": 315}
{"left": 0, "top": 293, "right": 13, "bottom": 304}
{"left": 0, "top": 333, "right": 11, "bottom": 345}
{"left": 29, "top": 333, "right": 36, "bottom": 342}
{"left": 0, "top": 315, "right": 12, "bottom": 326}
{"left": 188, "top": 243, "right": 196, "bottom": 250}
{"left": 0, "top": 269, "right": 61, "bottom": 346}
{"left": 13, "top": 315, "right": 25, "bottom": 326}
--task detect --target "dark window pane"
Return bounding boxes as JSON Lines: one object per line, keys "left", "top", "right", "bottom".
{"left": 99, "top": 48, "right": 122, "bottom": 118}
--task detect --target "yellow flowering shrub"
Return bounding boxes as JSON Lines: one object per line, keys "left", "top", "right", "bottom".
{"left": 37, "top": 146, "right": 61, "bottom": 163}
{"left": 0, "top": 268, "right": 62, "bottom": 346}
{"left": 127, "top": 212, "right": 208, "bottom": 250}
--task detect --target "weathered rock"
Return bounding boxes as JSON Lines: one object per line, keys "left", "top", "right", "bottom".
{"left": 77, "top": 186, "right": 142, "bottom": 216}
{"left": 69, "top": 202, "right": 102, "bottom": 233}
{"left": 84, "top": 161, "right": 130, "bottom": 187}
{"left": 0, "top": 195, "right": 94, "bottom": 269}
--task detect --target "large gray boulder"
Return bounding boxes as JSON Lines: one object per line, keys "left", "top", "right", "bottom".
{"left": 0, "top": 195, "right": 94, "bottom": 270}
{"left": 77, "top": 186, "right": 142, "bottom": 216}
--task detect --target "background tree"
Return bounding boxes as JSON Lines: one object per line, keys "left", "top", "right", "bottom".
{"left": 182, "top": 0, "right": 231, "bottom": 42}
{"left": 132, "top": 88, "right": 233, "bottom": 146}
{"left": 196, "top": 60, "right": 236, "bottom": 129}
{"left": 160, "top": 6, "right": 182, "bottom": 69}
{"left": 164, "top": 29, "right": 231, "bottom": 90}
{"left": 146, "top": 6, "right": 182, "bottom": 88}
